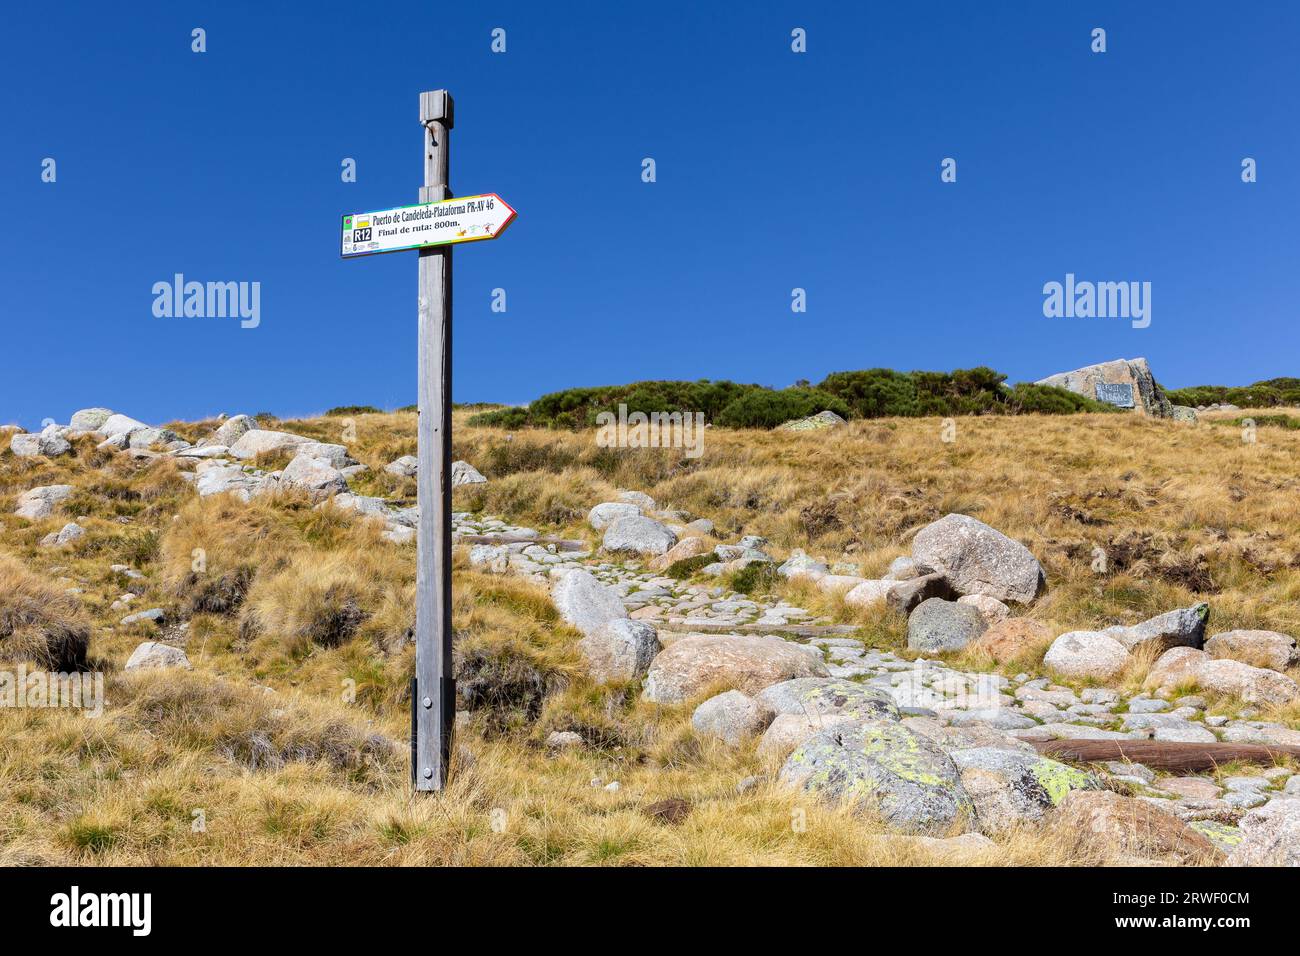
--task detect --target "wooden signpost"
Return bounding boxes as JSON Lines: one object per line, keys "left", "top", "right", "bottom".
{"left": 342, "top": 90, "right": 516, "bottom": 792}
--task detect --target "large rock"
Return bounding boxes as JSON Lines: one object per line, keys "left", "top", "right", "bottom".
{"left": 647, "top": 535, "right": 713, "bottom": 572}
{"left": 228, "top": 429, "right": 311, "bottom": 459}
{"left": 778, "top": 410, "right": 846, "bottom": 431}
{"left": 1205, "top": 630, "right": 1298, "bottom": 672}
{"left": 907, "top": 598, "right": 987, "bottom": 653}
{"left": 691, "top": 690, "right": 774, "bottom": 745}
{"left": 212, "top": 414, "right": 257, "bottom": 448}
{"left": 957, "top": 594, "right": 1011, "bottom": 626}
{"left": 1144, "top": 646, "right": 1209, "bottom": 693}
{"left": 843, "top": 579, "right": 904, "bottom": 610}
{"left": 779, "top": 720, "right": 973, "bottom": 835}
{"left": 642, "top": 634, "right": 828, "bottom": 704}
{"left": 603, "top": 515, "right": 677, "bottom": 556}
{"left": 124, "top": 641, "right": 191, "bottom": 671}
{"left": 971, "top": 618, "right": 1052, "bottom": 663}
{"left": 451, "top": 460, "right": 487, "bottom": 486}
{"left": 10, "top": 430, "right": 71, "bottom": 458}
{"left": 777, "top": 549, "right": 830, "bottom": 580}
{"left": 280, "top": 453, "right": 349, "bottom": 500}
{"left": 588, "top": 501, "right": 641, "bottom": 530}
{"left": 14, "top": 484, "right": 73, "bottom": 520}
{"left": 756, "top": 677, "right": 900, "bottom": 723}
{"left": 1227, "top": 799, "right": 1300, "bottom": 867}
{"left": 1043, "top": 630, "right": 1129, "bottom": 681}
{"left": 1052, "top": 790, "right": 1220, "bottom": 864}
{"left": 98, "top": 414, "right": 150, "bottom": 439}
{"left": 68, "top": 407, "right": 115, "bottom": 431}
{"left": 911, "top": 514, "right": 1044, "bottom": 603}
{"left": 757, "top": 713, "right": 860, "bottom": 761}
{"left": 577, "top": 619, "right": 661, "bottom": 684}
{"left": 886, "top": 572, "right": 956, "bottom": 614}
{"left": 949, "top": 747, "right": 1101, "bottom": 835}
{"left": 551, "top": 569, "right": 627, "bottom": 638}
{"left": 1102, "top": 603, "right": 1209, "bottom": 652}
{"left": 384, "top": 455, "right": 418, "bottom": 477}
{"left": 1194, "top": 659, "right": 1299, "bottom": 706}
{"left": 1035, "top": 357, "right": 1174, "bottom": 418}
{"left": 40, "top": 522, "right": 85, "bottom": 548}
{"left": 194, "top": 464, "right": 265, "bottom": 500}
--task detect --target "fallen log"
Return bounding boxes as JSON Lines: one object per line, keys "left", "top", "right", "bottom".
{"left": 1029, "top": 738, "right": 1300, "bottom": 773}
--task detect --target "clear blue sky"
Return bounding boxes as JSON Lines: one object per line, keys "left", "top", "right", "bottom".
{"left": 4, "top": 1, "right": 1298, "bottom": 429}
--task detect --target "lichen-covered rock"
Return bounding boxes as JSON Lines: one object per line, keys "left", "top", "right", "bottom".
{"left": 971, "top": 618, "right": 1052, "bottom": 663}
{"left": 1043, "top": 630, "right": 1128, "bottom": 681}
{"left": 1226, "top": 799, "right": 1300, "bottom": 867}
{"left": 603, "top": 515, "right": 677, "bottom": 556}
{"left": 551, "top": 568, "right": 628, "bottom": 638}
{"left": 69, "top": 407, "right": 115, "bottom": 431}
{"left": 1205, "top": 629, "right": 1299, "bottom": 672}
{"left": 1102, "top": 603, "right": 1209, "bottom": 652}
{"left": 757, "top": 713, "right": 859, "bottom": 761}
{"left": 907, "top": 598, "right": 987, "bottom": 653}
{"left": 577, "top": 619, "right": 661, "bottom": 684}
{"left": 756, "top": 677, "right": 900, "bottom": 722}
{"left": 780, "top": 720, "right": 973, "bottom": 835}
{"left": 642, "top": 634, "right": 828, "bottom": 704}
{"left": 949, "top": 747, "right": 1102, "bottom": 834}
{"left": 1052, "top": 790, "right": 1221, "bottom": 864}
{"left": 691, "top": 690, "right": 774, "bottom": 745}
{"left": 911, "top": 513, "right": 1044, "bottom": 603}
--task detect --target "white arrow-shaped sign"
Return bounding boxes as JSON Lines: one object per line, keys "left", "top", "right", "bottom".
{"left": 341, "top": 193, "right": 516, "bottom": 258}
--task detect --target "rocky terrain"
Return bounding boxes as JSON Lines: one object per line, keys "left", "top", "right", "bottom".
{"left": 2, "top": 405, "right": 1299, "bottom": 866}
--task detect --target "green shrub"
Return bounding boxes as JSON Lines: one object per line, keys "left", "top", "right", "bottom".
{"left": 325, "top": 405, "right": 381, "bottom": 416}
{"left": 714, "top": 388, "right": 850, "bottom": 428}
{"left": 818, "top": 369, "right": 918, "bottom": 417}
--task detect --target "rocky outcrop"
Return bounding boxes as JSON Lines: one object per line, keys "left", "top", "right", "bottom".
{"left": 1035, "top": 357, "right": 1174, "bottom": 418}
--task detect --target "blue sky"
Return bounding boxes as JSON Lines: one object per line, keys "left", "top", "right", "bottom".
{"left": 4, "top": 1, "right": 1298, "bottom": 428}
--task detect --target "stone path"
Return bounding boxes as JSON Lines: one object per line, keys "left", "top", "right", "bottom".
{"left": 455, "top": 510, "right": 1300, "bottom": 852}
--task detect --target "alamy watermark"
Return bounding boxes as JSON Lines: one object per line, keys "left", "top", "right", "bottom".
{"left": 595, "top": 403, "right": 706, "bottom": 458}
{"left": 1042, "top": 273, "right": 1151, "bottom": 328}
{"left": 152, "top": 273, "right": 260, "bottom": 328}
{"left": 0, "top": 666, "right": 104, "bottom": 718}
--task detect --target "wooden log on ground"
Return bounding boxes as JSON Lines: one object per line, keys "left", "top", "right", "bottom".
{"left": 1029, "top": 738, "right": 1300, "bottom": 772}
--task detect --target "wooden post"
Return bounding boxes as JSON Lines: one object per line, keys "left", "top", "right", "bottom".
{"left": 414, "top": 89, "right": 454, "bottom": 791}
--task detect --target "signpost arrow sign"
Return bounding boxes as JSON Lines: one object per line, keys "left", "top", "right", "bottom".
{"left": 341, "top": 193, "right": 517, "bottom": 258}
{"left": 341, "top": 89, "right": 515, "bottom": 794}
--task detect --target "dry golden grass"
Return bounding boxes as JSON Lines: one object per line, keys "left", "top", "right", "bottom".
{"left": 2, "top": 407, "right": 1298, "bottom": 865}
